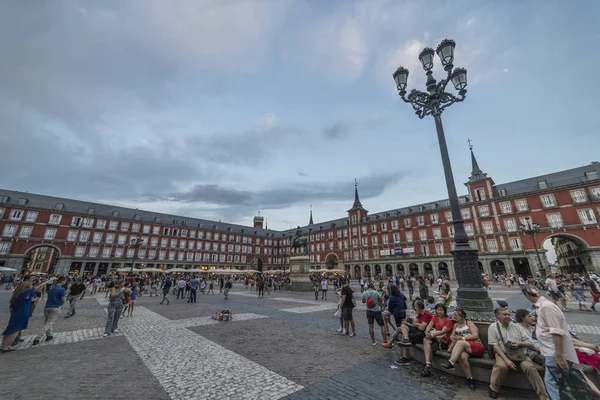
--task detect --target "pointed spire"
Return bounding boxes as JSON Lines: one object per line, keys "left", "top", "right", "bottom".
{"left": 265, "top": 218, "right": 268, "bottom": 230}
{"left": 309, "top": 205, "right": 314, "bottom": 225}
{"left": 352, "top": 179, "right": 363, "bottom": 209}
{"left": 467, "top": 140, "right": 488, "bottom": 182}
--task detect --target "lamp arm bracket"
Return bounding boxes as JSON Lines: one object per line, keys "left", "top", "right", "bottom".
{"left": 438, "top": 91, "right": 465, "bottom": 113}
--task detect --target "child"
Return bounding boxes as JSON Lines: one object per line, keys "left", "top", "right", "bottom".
{"left": 122, "top": 285, "right": 132, "bottom": 317}
{"left": 127, "top": 285, "right": 138, "bottom": 317}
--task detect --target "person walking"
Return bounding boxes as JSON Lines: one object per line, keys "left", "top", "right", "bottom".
{"left": 160, "top": 277, "right": 172, "bottom": 305}
{"left": 126, "top": 285, "right": 138, "bottom": 317}
{"left": 33, "top": 277, "right": 67, "bottom": 346}
{"left": 521, "top": 285, "right": 579, "bottom": 400}
{"left": 188, "top": 276, "right": 198, "bottom": 303}
{"left": 65, "top": 279, "right": 86, "bottom": 318}
{"left": 340, "top": 280, "right": 356, "bottom": 336}
{"left": 224, "top": 279, "right": 232, "bottom": 300}
{"left": 321, "top": 278, "right": 328, "bottom": 300}
{"left": 103, "top": 280, "right": 130, "bottom": 337}
{"left": 362, "top": 283, "right": 386, "bottom": 346}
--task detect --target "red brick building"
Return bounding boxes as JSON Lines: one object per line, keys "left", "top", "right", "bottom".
{"left": 1, "top": 151, "right": 599, "bottom": 278}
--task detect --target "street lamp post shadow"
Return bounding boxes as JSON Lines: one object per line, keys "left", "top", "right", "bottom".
{"left": 392, "top": 39, "right": 494, "bottom": 321}
{"left": 519, "top": 217, "right": 547, "bottom": 278}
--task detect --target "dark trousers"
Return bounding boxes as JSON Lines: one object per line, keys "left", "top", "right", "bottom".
{"left": 188, "top": 289, "right": 197, "bottom": 303}
{"left": 177, "top": 288, "right": 185, "bottom": 299}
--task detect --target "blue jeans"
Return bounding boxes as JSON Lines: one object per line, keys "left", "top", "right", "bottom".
{"left": 544, "top": 356, "right": 575, "bottom": 400}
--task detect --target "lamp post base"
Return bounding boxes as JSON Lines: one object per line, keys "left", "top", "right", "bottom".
{"left": 452, "top": 245, "right": 496, "bottom": 322}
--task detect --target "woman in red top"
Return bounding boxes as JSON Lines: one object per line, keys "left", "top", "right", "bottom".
{"left": 420, "top": 304, "right": 454, "bottom": 377}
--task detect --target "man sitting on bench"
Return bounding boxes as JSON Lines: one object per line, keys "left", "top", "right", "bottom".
{"left": 382, "top": 300, "right": 432, "bottom": 366}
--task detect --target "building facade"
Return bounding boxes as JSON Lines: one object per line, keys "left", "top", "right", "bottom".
{"left": 1, "top": 152, "right": 599, "bottom": 278}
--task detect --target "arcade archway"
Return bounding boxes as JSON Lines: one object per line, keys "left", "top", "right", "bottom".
{"left": 385, "top": 264, "right": 393, "bottom": 277}
{"left": 325, "top": 253, "right": 339, "bottom": 270}
{"left": 542, "top": 234, "right": 591, "bottom": 274}
{"left": 396, "top": 263, "right": 405, "bottom": 275}
{"left": 409, "top": 263, "right": 419, "bottom": 277}
{"left": 24, "top": 244, "right": 61, "bottom": 275}
{"left": 364, "top": 265, "right": 371, "bottom": 278}
{"left": 354, "top": 265, "right": 361, "bottom": 279}
{"left": 438, "top": 262, "right": 449, "bottom": 278}
{"left": 423, "top": 262, "right": 433, "bottom": 277}
{"left": 490, "top": 260, "right": 506, "bottom": 276}
{"left": 374, "top": 264, "right": 382, "bottom": 276}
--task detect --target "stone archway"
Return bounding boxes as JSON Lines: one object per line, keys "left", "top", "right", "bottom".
{"left": 438, "top": 262, "right": 449, "bottom": 278}
{"left": 364, "top": 265, "right": 371, "bottom": 278}
{"left": 423, "top": 262, "right": 433, "bottom": 277}
{"left": 542, "top": 233, "right": 592, "bottom": 275}
{"left": 354, "top": 265, "right": 361, "bottom": 279}
{"left": 409, "top": 263, "right": 419, "bottom": 277}
{"left": 385, "top": 264, "right": 393, "bottom": 277}
{"left": 24, "top": 244, "right": 61, "bottom": 275}
{"left": 325, "top": 253, "right": 339, "bottom": 270}
{"left": 374, "top": 264, "right": 382, "bottom": 276}
{"left": 490, "top": 260, "right": 506, "bottom": 276}
{"left": 396, "top": 263, "right": 405, "bottom": 275}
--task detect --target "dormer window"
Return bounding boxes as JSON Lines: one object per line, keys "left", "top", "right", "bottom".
{"left": 54, "top": 202, "right": 64, "bottom": 210}
{"left": 585, "top": 171, "right": 598, "bottom": 181}
{"left": 474, "top": 188, "right": 486, "bottom": 202}
{"left": 498, "top": 189, "right": 506, "bottom": 196}
{"left": 88, "top": 207, "right": 95, "bottom": 215}
{"left": 112, "top": 211, "right": 119, "bottom": 217}
{"left": 538, "top": 180, "right": 548, "bottom": 189}
{"left": 19, "top": 198, "right": 29, "bottom": 206}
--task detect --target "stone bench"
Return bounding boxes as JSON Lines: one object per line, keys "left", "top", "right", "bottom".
{"left": 409, "top": 344, "right": 600, "bottom": 390}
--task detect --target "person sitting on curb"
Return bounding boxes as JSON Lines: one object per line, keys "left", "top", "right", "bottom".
{"left": 488, "top": 306, "right": 549, "bottom": 400}
{"left": 382, "top": 300, "right": 432, "bottom": 366}
{"left": 514, "top": 309, "right": 545, "bottom": 365}
{"left": 441, "top": 308, "right": 485, "bottom": 390}
{"left": 420, "top": 303, "right": 454, "bottom": 377}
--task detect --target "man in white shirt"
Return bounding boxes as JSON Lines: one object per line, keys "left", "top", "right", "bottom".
{"left": 320, "top": 278, "right": 328, "bottom": 300}
{"left": 522, "top": 285, "right": 578, "bottom": 400}
{"left": 176, "top": 278, "right": 187, "bottom": 300}
{"left": 544, "top": 275, "right": 569, "bottom": 311}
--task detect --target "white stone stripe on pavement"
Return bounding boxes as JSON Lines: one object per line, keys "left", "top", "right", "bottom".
{"left": 119, "top": 306, "right": 303, "bottom": 400}
{"left": 570, "top": 324, "right": 600, "bottom": 335}
{"left": 11, "top": 327, "right": 118, "bottom": 351}
{"left": 280, "top": 304, "right": 339, "bottom": 313}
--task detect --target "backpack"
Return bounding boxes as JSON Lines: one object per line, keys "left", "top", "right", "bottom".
{"left": 366, "top": 292, "right": 376, "bottom": 309}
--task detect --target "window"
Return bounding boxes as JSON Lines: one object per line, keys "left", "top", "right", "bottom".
{"left": 102, "top": 248, "right": 111, "bottom": 258}
{"left": 71, "top": 216, "right": 83, "bottom": 226}
{"left": 79, "top": 231, "right": 90, "bottom": 242}
{"left": 432, "top": 228, "right": 442, "bottom": 239}
{"left": 88, "top": 207, "right": 95, "bottom": 215}
{"left": 19, "top": 226, "right": 33, "bottom": 238}
{"left": 541, "top": 194, "right": 556, "bottom": 208}
{"left": 430, "top": 213, "right": 439, "bottom": 224}
{"left": 0, "top": 196, "right": 9, "bottom": 204}
{"left": 570, "top": 189, "right": 587, "bottom": 204}
{"left": 170, "top": 239, "right": 177, "bottom": 248}
{"left": 44, "top": 228, "right": 57, "bottom": 240}
{"left": 96, "top": 219, "right": 107, "bottom": 229}
{"left": 500, "top": 201, "right": 512, "bottom": 214}
{"left": 418, "top": 230, "right": 427, "bottom": 241}
{"left": 25, "top": 211, "right": 38, "bottom": 222}
{"left": 143, "top": 224, "right": 151, "bottom": 234}
{"left": 108, "top": 221, "right": 118, "bottom": 230}
{"left": 159, "top": 250, "right": 166, "bottom": 260}
{"left": 421, "top": 245, "right": 429, "bottom": 256}
{"left": 474, "top": 188, "right": 486, "bottom": 201}
{"left": 515, "top": 199, "right": 528, "bottom": 212}
{"left": 9, "top": 209, "right": 24, "bottom": 221}
{"left": 179, "top": 240, "right": 186, "bottom": 249}
{"left": 504, "top": 218, "right": 517, "bottom": 232}
{"left": 406, "top": 231, "right": 413, "bottom": 242}
{"left": 121, "top": 222, "right": 130, "bottom": 231}
{"left": 547, "top": 213, "right": 563, "bottom": 228}
{"left": 445, "top": 211, "right": 453, "bottom": 222}
{"left": 371, "top": 236, "right": 378, "bottom": 245}
{"left": 538, "top": 180, "right": 548, "bottom": 189}
{"left": 393, "top": 233, "right": 400, "bottom": 243}
{"left": 82, "top": 218, "right": 94, "bottom": 228}
{"left": 509, "top": 237, "right": 522, "bottom": 251}
{"left": 404, "top": 218, "right": 411, "bottom": 228}
{"left": 127, "top": 248, "right": 135, "bottom": 258}
{"left": 89, "top": 247, "right": 99, "bottom": 258}
{"left": 391, "top": 220, "right": 398, "bottom": 230}
{"left": 49, "top": 214, "right": 62, "bottom": 225}
{"left": 151, "top": 237, "right": 158, "bottom": 246}
{"left": 117, "top": 235, "right": 126, "bottom": 245}
{"left": 114, "top": 248, "right": 124, "bottom": 258}
{"left": 435, "top": 243, "right": 444, "bottom": 255}
{"left": 591, "top": 187, "right": 600, "bottom": 200}
{"left": 478, "top": 205, "right": 490, "bottom": 217}
{"left": 417, "top": 216, "right": 425, "bottom": 226}
{"left": 2, "top": 225, "right": 17, "bottom": 237}
{"left": 370, "top": 224, "right": 377, "bottom": 233}
{"left": 67, "top": 230, "right": 78, "bottom": 241}
{"left": 498, "top": 189, "right": 507, "bottom": 196}
{"left": 105, "top": 233, "right": 114, "bottom": 244}
{"left": 112, "top": 211, "right": 119, "bottom": 218}
{"left": 380, "top": 222, "right": 388, "bottom": 231}
{"left": 161, "top": 238, "right": 168, "bottom": 248}
{"left": 482, "top": 221, "right": 494, "bottom": 234}
{"left": 361, "top": 226, "right": 367, "bottom": 235}
{"left": 92, "top": 232, "right": 103, "bottom": 243}
{"left": 585, "top": 171, "right": 598, "bottom": 181}
{"left": 382, "top": 235, "right": 389, "bottom": 245}
{"left": 0, "top": 242, "right": 10, "bottom": 254}
{"left": 448, "top": 225, "right": 455, "bottom": 237}
{"left": 132, "top": 223, "right": 140, "bottom": 233}
{"left": 75, "top": 246, "right": 86, "bottom": 257}
{"left": 152, "top": 226, "right": 160, "bottom": 235}
{"left": 53, "top": 202, "right": 62, "bottom": 209}
{"left": 578, "top": 209, "right": 597, "bottom": 225}
{"left": 487, "top": 239, "right": 499, "bottom": 252}
{"left": 464, "top": 224, "right": 474, "bottom": 236}
{"left": 461, "top": 208, "right": 471, "bottom": 220}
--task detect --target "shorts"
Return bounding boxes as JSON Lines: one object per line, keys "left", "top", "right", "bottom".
{"left": 549, "top": 291, "right": 563, "bottom": 300}
{"left": 467, "top": 341, "right": 485, "bottom": 358}
{"left": 408, "top": 326, "right": 426, "bottom": 344}
{"left": 342, "top": 307, "right": 353, "bottom": 321}
{"left": 129, "top": 300, "right": 136, "bottom": 305}
{"left": 393, "top": 312, "right": 406, "bottom": 327}
{"left": 322, "top": 289, "right": 327, "bottom": 292}
{"left": 593, "top": 294, "right": 600, "bottom": 303}
{"left": 366, "top": 310, "right": 384, "bottom": 326}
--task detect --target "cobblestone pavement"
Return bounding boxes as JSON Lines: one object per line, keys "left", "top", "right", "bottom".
{"left": 0, "top": 284, "right": 594, "bottom": 399}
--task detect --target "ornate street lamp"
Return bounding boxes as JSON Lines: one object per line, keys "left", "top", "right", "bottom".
{"left": 129, "top": 236, "right": 143, "bottom": 276}
{"left": 519, "top": 217, "right": 546, "bottom": 277}
{"left": 392, "top": 39, "right": 493, "bottom": 319}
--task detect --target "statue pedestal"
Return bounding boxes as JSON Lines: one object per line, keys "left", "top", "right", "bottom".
{"left": 288, "top": 255, "right": 313, "bottom": 291}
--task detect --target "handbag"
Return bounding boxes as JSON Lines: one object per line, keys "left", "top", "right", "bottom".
{"left": 547, "top": 365, "right": 594, "bottom": 400}
{"left": 495, "top": 322, "right": 527, "bottom": 362}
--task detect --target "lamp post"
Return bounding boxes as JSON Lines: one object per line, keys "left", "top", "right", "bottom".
{"left": 519, "top": 217, "right": 546, "bottom": 278}
{"left": 129, "top": 236, "right": 142, "bottom": 276}
{"left": 392, "top": 39, "right": 493, "bottom": 318}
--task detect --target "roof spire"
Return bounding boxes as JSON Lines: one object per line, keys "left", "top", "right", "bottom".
{"left": 467, "top": 140, "right": 487, "bottom": 182}
{"left": 265, "top": 218, "right": 268, "bottom": 230}
{"left": 309, "top": 205, "right": 314, "bottom": 225}
{"left": 353, "top": 178, "right": 363, "bottom": 209}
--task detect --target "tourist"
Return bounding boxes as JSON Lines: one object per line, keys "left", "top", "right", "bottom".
{"left": 188, "top": 276, "right": 198, "bottom": 303}
{"left": 208, "top": 280, "right": 215, "bottom": 295}
{"left": 1, "top": 276, "right": 52, "bottom": 352}
{"left": 514, "top": 309, "right": 545, "bottom": 365}
{"left": 340, "top": 281, "right": 356, "bottom": 336}
{"left": 487, "top": 305, "right": 548, "bottom": 399}
{"left": 545, "top": 274, "right": 569, "bottom": 312}
{"left": 33, "top": 277, "right": 67, "bottom": 346}
{"left": 571, "top": 279, "right": 590, "bottom": 311}
{"left": 103, "top": 280, "right": 130, "bottom": 337}
{"left": 65, "top": 278, "right": 86, "bottom": 318}
{"left": 362, "top": 282, "right": 386, "bottom": 346}
{"left": 121, "top": 285, "right": 131, "bottom": 317}
{"left": 587, "top": 275, "right": 600, "bottom": 311}
{"left": 406, "top": 276, "right": 414, "bottom": 301}
{"left": 387, "top": 285, "right": 407, "bottom": 327}
{"left": 420, "top": 304, "right": 454, "bottom": 377}
{"left": 441, "top": 308, "right": 484, "bottom": 390}
{"left": 176, "top": 277, "right": 186, "bottom": 299}
{"left": 313, "top": 280, "right": 319, "bottom": 300}
{"left": 224, "top": 279, "right": 232, "bottom": 299}
{"left": 437, "top": 277, "right": 443, "bottom": 292}
{"left": 160, "top": 277, "right": 172, "bottom": 305}
{"left": 521, "top": 285, "right": 578, "bottom": 400}
{"left": 126, "top": 285, "right": 138, "bottom": 317}
{"left": 321, "top": 278, "right": 328, "bottom": 300}
{"left": 438, "top": 283, "right": 453, "bottom": 308}
{"left": 390, "top": 300, "right": 432, "bottom": 366}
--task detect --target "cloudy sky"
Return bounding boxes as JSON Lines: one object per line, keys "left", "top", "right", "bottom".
{"left": 1, "top": 0, "right": 599, "bottom": 233}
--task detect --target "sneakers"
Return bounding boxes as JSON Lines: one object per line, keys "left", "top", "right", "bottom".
{"left": 381, "top": 342, "right": 393, "bottom": 349}
{"left": 488, "top": 388, "right": 499, "bottom": 399}
{"left": 372, "top": 341, "right": 378, "bottom": 346}
{"left": 349, "top": 332, "right": 356, "bottom": 337}
{"left": 32, "top": 339, "right": 40, "bottom": 346}
{"left": 112, "top": 329, "right": 119, "bottom": 334}
{"left": 394, "top": 357, "right": 411, "bottom": 366}
{"left": 102, "top": 333, "right": 110, "bottom": 337}
{"left": 337, "top": 328, "right": 343, "bottom": 332}
{"left": 441, "top": 360, "right": 455, "bottom": 370}
{"left": 467, "top": 377, "right": 476, "bottom": 390}
{"left": 45, "top": 336, "right": 54, "bottom": 342}
{"left": 420, "top": 364, "right": 432, "bottom": 377}
{"left": 397, "top": 339, "right": 412, "bottom": 347}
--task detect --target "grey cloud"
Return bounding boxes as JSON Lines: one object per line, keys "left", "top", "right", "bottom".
{"left": 323, "top": 115, "right": 391, "bottom": 140}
